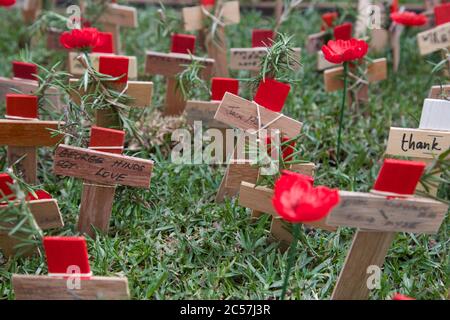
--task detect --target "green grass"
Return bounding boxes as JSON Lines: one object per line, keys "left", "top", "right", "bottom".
{"left": 0, "top": 2, "right": 449, "bottom": 300}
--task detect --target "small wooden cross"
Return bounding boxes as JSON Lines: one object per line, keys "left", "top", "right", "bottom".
{"left": 12, "top": 236, "right": 129, "bottom": 300}
{"left": 145, "top": 34, "right": 214, "bottom": 115}
{"left": 53, "top": 126, "right": 154, "bottom": 237}
{"left": 230, "top": 29, "right": 301, "bottom": 73}
{"left": 417, "top": 12, "right": 450, "bottom": 56}
{"left": 327, "top": 158, "right": 448, "bottom": 300}
{"left": 182, "top": 0, "right": 240, "bottom": 77}
{"left": 323, "top": 58, "right": 388, "bottom": 105}
{"left": 0, "top": 94, "right": 64, "bottom": 184}
{"left": 70, "top": 55, "right": 153, "bottom": 128}
{"left": 0, "top": 173, "right": 63, "bottom": 257}
{"left": 0, "top": 60, "right": 62, "bottom": 110}
{"left": 213, "top": 78, "right": 302, "bottom": 202}
{"left": 97, "top": 2, "right": 138, "bottom": 55}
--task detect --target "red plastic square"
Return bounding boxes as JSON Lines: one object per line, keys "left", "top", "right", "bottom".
{"left": 201, "top": 0, "right": 215, "bottom": 5}
{"left": 27, "top": 190, "right": 52, "bottom": 201}
{"left": 211, "top": 77, "right": 239, "bottom": 101}
{"left": 12, "top": 61, "right": 38, "bottom": 81}
{"left": 89, "top": 126, "right": 125, "bottom": 154}
{"left": 98, "top": 55, "right": 129, "bottom": 83}
{"left": 434, "top": 3, "right": 450, "bottom": 26}
{"left": 252, "top": 29, "right": 274, "bottom": 48}
{"left": 0, "top": 173, "right": 14, "bottom": 198}
{"left": 171, "top": 34, "right": 196, "bottom": 54}
{"left": 253, "top": 78, "right": 291, "bottom": 112}
{"left": 43, "top": 236, "right": 91, "bottom": 275}
{"left": 93, "top": 32, "right": 114, "bottom": 54}
{"left": 334, "top": 22, "right": 353, "bottom": 40}
{"left": 6, "top": 94, "right": 38, "bottom": 119}
{"left": 373, "top": 159, "right": 426, "bottom": 195}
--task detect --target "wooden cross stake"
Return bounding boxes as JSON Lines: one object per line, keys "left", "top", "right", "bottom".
{"left": 328, "top": 158, "right": 448, "bottom": 300}
{"left": 182, "top": 0, "right": 240, "bottom": 77}
{"left": 13, "top": 236, "right": 129, "bottom": 300}
{"left": 213, "top": 78, "right": 302, "bottom": 204}
{"left": 53, "top": 126, "right": 154, "bottom": 236}
{"left": 70, "top": 55, "right": 153, "bottom": 128}
{"left": 0, "top": 173, "right": 63, "bottom": 257}
{"left": 230, "top": 29, "right": 301, "bottom": 73}
{"left": 0, "top": 61, "right": 62, "bottom": 110}
{"left": 145, "top": 36, "right": 214, "bottom": 115}
{"left": 0, "top": 94, "right": 64, "bottom": 184}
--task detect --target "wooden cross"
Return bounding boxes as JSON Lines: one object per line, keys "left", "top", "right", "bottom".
{"left": 327, "top": 158, "right": 448, "bottom": 300}
{"left": 182, "top": 0, "right": 240, "bottom": 77}
{"left": 323, "top": 58, "right": 388, "bottom": 105}
{"left": 145, "top": 34, "right": 214, "bottom": 115}
{"left": 213, "top": 78, "right": 302, "bottom": 203}
{"left": 230, "top": 29, "right": 301, "bottom": 73}
{"left": 53, "top": 126, "right": 154, "bottom": 237}
{"left": 428, "top": 84, "right": 450, "bottom": 99}
{"left": 97, "top": 2, "right": 138, "bottom": 55}
{"left": 70, "top": 55, "right": 153, "bottom": 128}
{"left": 417, "top": 7, "right": 450, "bottom": 56}
{"left": 0, "top": 173, "right": 63, "bottom": 257}
{"left": 238, "top": 163, "right": 338, "bottom": 249}
{"left": 0, "top": 60, "right": 62, "bottom": 110}
{"left": 12, "top": 236, "right": 129, "bottom": 300}
{"left": 0, "top": 94, "right": 64, "bottom": 184}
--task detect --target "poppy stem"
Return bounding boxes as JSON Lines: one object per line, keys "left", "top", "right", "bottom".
{"left": 336, "top": 61, "right": 348, "bottom": 164}
{"left": 280, "top": 223, "right": 300, "bottom": 300}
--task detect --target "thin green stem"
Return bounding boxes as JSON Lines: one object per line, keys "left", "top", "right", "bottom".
{"left": 336, "top": 61, "right": 349, "bottom": 164}
{"left": 280, "top": 223, "right": 300, "bottom": 300}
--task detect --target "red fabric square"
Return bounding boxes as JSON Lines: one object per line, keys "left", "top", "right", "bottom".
{"left": 0, "top": 173, "right": 14, "bottom": 198}
{"left": 373, "top": 159, "right": 426, "bottom": 195}
{"left": 171, "top": 34, "right": 196, "bottom": 54}
{"left": 93, "top": 32, "right": 114, "bottom": 54}
{"left": 434, "top": 3, "right": 450, "bottom": 26}
{"left": 253, "top": 78, "right": 291, "bottom": 112}
{"left": 6, "top": 94, "right": 38, "bottom": 119}
{"left": 211, "top": 77, "right": 239, "bottom": 101}
{"left": 43, "top": 236, "right": 91, "bottom": 275}
{"left": 89, "top": 126, "right": 125, "bottom": 154}
{"left": 252, "top": 29, "right": 274, "bottom": 48}
{"left": 12, "top": 61, "right": 38, "bottom": 81}
{"left": 201, "top": 0, "right": 215, "bottom": 5}
{"left": 98, "top": 55, "right": 129, "bottom": 83}
{"left": 334, "top": 22, "right": 353, "bottom": 40}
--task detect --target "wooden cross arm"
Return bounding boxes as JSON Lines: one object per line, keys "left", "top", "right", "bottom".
{"left": 239, "top": 181, "right": 336, "bottom": 231}
{"left": 0, "top": 120, "right": 64, "bottom": 147}
{"left": 428, "top": 84, "right": 450, "bottom": 99}
{"left": 97, "top": 4, "right": 138, "bottom": 28}
{"left": 145, "top": 51, "right": 215, "bottom": 78}
{"left": 185, "top": 100, "right": 229, "bottom": 128}
{"left": 417, "top": 21, "right": 450, "bottom": 56}
{"left": 230, "top": 47, "right": 301, "bottom": 71}
{"left": 68, "top": 52, "right": 138, "bottom": 80}
{"left": 326, "top": 191, "right": 448, "bottom": 234}
{"left": 306, "top": 31, "right": 327, "bottom": 54}
{"left": 386, "top": 127, "right": 450, "bottom": 159}
{"left": 53, "top": 145, "right": 153, "bottom": 188}
{"left": 214, "top": 92, "right": 303, "bottom": 139}
{"left": 324, "top": 58, "right": 387, "bottom": 92}
{"left": 12, "top": 275, "right": 130, "bottom": 300}
{"left": 182, "top": 1, "right": 240, "bottom": 31}
{"left": 68, "top": 79, "right": 153, "bottom": 109}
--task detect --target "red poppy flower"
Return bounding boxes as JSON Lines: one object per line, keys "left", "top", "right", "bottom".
{"left": 321, "top": 12, "right": 338, "bottom": 31}
{"left": 59, "top": 28, "right": 100, "bottom": 51}
{"left": 392, "top": 293, "right": 415, "bottom": 300}
{"left": 390, "top": 11, "right": 428, "bottom": 26}
{"left": 272, "top": 170, "right": 340, "bottom": 223}
{"left": 0, "top": 0, "right": 15, "bottom": 7}
{"left": 322, "top": 39, "right": 368, "bottom": 64}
